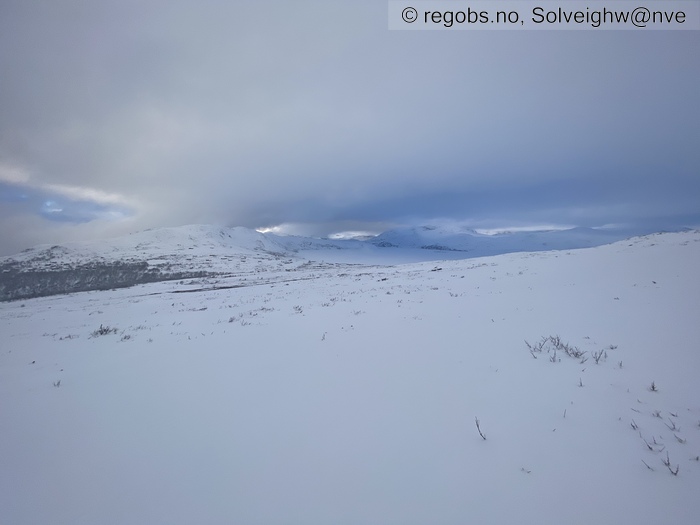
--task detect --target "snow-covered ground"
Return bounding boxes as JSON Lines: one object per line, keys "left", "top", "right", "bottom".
{"left": 3, "top": 223, "right": 682, "bottom": 301}
{"left": 1, "top": 230, "right": 699, "bottom": 524}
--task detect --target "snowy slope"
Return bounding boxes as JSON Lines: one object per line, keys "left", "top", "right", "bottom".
{"left": 1, "top": 230, "right": 699, "bottom": 524}
{"left": 370, "top": 224, "right": 672, "bottom": 255}
{"left": 3, "top": 224, "right": 289, "bottom": 270}
{"left": 2, "top": 223, "right": 681, "bottom": 301}
{"left": 0, "top": 225, "right": 301, "bottom": 301}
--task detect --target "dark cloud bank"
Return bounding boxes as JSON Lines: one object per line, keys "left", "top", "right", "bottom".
{"left": 1, "top": 1, "right": 698, "bottom": 255}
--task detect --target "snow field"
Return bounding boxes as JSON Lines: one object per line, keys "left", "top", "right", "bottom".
{"left": 1, "top": 231, "right": 699, "bottom": 524}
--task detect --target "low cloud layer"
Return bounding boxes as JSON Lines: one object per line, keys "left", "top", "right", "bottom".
{"left": 1, "top": 1, "right": 698, "bottom": 255}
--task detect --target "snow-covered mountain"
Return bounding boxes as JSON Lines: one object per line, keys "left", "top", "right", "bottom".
{"left": 370, "top": 224, "right": 672, "bottom": 254}
{"left": 0, "top": 225, "right": 298, "bottom": 301}
{"left": 0, "top": 223, "right": 689, "bottom": 301}
{"left": 1, "top": 229, "right": 699, "bottom": 524}
{"left": 5, "top": 224, "right": 289, "bottom": 269}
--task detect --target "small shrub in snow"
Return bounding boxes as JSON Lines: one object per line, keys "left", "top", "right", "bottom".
{"left": 568, "top": 345, "right": 587, "bottom": 359}
{"left": 91, "top": 324, "right": 118, "bottom": 337}
{"left": 649, "top": 381, "right": 658, "bottom": 392}
{"left": 592, "top": 348, "right": 606, "bottom": 364}
{"left": 525, "top": 335, "right": 585, "bottom": 362}
{"left": 525, "top": 337, "right": 544, "bottom": 358}
{"left": 53, "top": 380, "right": 61, "bottom": 388}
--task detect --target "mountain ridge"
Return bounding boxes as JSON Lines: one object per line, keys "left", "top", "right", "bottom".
{"left": 1, "top": 223, "right": 692, "bottom": 301}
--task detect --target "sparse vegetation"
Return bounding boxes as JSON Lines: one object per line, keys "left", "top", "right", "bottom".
{"left": 91, "top": 324, "right": 118, "bottom": 337}
{"left": 475, "top": 417, "right": 486, "bottom": 440}
{"left": 662, "top": 452, "right": 680, "bottom": 476}
{"left": 592, "top": 348, "right": 606, "bottom": 364}
{"left": 664, "top": 419, "right": 679, "bottom": 432}
{"left": 525, "top": 335, "right": 586, "bottom": 362}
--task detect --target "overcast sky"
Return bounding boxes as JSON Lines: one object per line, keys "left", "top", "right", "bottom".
{"left": 1, "top": 1, "right": 699, "bottom": 255}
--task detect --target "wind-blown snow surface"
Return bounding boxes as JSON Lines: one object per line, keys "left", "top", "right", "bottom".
{"left": 1, "top": 231, "right": 699, "bottom": 524}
